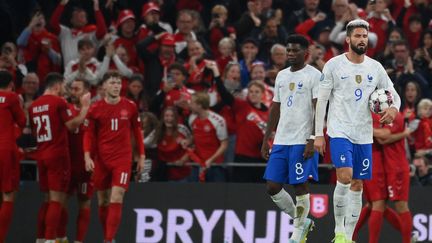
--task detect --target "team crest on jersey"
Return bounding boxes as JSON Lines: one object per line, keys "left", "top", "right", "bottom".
{"left": 367, "top": 74, "right": 373, "bottom": 82}
{"left": 120, "top": 109, "right": 129, "bottom": 120}
{"left": 355, "top": 75, "right": 362, "bottom": 84}
{"left": 289, "top": 82, "right": 295, "bottom": 91}
{"left": 204, "top": 125, "right": 211, "bottom": 132}
{"left": 340, "top": 154, "right": 346, "bottom": 163}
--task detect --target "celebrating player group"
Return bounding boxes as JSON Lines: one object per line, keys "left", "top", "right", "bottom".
{"left": 0, "top": 17, "right": 410, "bottom": 243}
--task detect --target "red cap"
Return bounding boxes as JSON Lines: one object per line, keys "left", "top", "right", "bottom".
{"left": 160, "top": 33, "right": 175, "bottom": 46}
{"left": 117, "top": 9, "right": 135, "bottom": 27}
{"left": 142, "top": 2, "right": 160, "bottom": 17}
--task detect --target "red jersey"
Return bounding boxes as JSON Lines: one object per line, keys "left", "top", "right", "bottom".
{"left": 233, "top": 99, "right": 269, "bottom": 158}
{"left": 413, "top": 118, "right": 432, "bottom": 150}
{"left": 188, "top": 111, "right": 228, "bottom": 164}
{"left": 382, "top": 113, "right": 410, "bottom": 173}
{"left": 157, "top": 124, "right": 191, "bottom": 180}
{"left": 68, "top": 104, "right": 85, "bottom": 172}
{"left": 113, "top": 36, "right": 142, "bottom": 71}
{"left": 372, "top": 113, "right": 385, "bottom": 173}
{"left": 84, "top": 98, "right": 144, "bottom": 164}
{"left": 29, "top": 95, "right": 73, "bottom": 159}
{"left": 368, "top": 17, "right": 388, "bottom": 53}
{"left": 0, "top": 91, "right": 26, "bottom": 150}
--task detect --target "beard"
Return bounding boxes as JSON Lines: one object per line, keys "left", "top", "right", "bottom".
{"left": 350, "top": 41, "right": 367, "bottom": 55}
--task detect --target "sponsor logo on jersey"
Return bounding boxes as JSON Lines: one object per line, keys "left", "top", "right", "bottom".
{"left": 297, "top": 82, "right": 303, "bottom": 90}
{"left": 120, "top": 109, "right": 129, "bottom": 120}
{"left": 289, "top": 82, "right": 295, "bottom": 91}
{"left": 340, "top": 154, "right": 346, "bottom": 163}
{"left": 355, "top": 75, "right": 362, "bottom": 84}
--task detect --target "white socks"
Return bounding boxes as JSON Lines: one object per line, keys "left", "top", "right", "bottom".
{"left": 333, "top": 181, "right": 350, "bottom": 233}
{"left": 270, "top": 188, "right": 295, "bottom": 218}
{"left": 291, "top": 193, "right": 311, "bottom": 242}
{"left": 345, "top": 190, "right": 363, "bottom": 240}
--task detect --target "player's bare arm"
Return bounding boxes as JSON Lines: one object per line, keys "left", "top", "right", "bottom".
{"left": 65, "top": 92, "right": 91, "bottom": 131}
{"left": 261, "top": 102, "right": 280, "bottom": 160}
{"left": 379, "top": 106, "right": 398, "bottom": 124}
{"left": 376, "top": 128, "right": 411, "bottom": 145}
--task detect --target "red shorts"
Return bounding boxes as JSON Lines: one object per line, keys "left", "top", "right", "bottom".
{"left": 364, "top": 172, "right": 388, "bottom": 202}
{"left": 93, "top": 161, "right": 131, "bottom": 191}
{"left": 38, "top": 156, "right": 71, "bottom": 192}
{"left": 0, "top": 150, "right": 20, "bottom": 192}
{"left": 386, "top": 170, "right": 410, "bottom": 201}
{"left": 68, "top": 169, "right": 94, "bottom": 199}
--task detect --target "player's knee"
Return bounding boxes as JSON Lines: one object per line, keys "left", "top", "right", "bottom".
{"left": 266, "top": 182, "right": 283, "bottom": 196}
{"left": 110, "top": 190, "right": 125, "bottom": 203}
{"left": 2, "top": 192, "right": 15, "bottom": 201}
{"left": 79, "top": 199, "right": 91, "bottom": 208}
{"left": 350, "top": 179, "right": 363, "bottom": 191}
{"left": 336, "top": 170, "right": 352, "bottom": 184}
{"left": 371, "top": 200, "right": 386, "bottom": 211}
{"left": 394, "top": 201, "right": 409, "bottom": 213}
{"left": 293, "top": 183, "right": 309, "bottom": 196}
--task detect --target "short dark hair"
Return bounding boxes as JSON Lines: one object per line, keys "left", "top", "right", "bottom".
{"left": 168, "top": 62, "right": 188, "bottom": 77}
{"left": 392, "top": 39, "right": 409, "bottom": 49}
{"left": 101, "top": 70, "right": 122, "bottom": 84}
{"left": 72, "top": 79, "right": 90, "bottom": 90}
{"left": 44, "top": 72, "right": 64, "bottom": 88}
{"left": 130, "top": 73, "right": 144, "bottom": 84}
{"left": 0, "top": 70, "right": 13, "bottom": 88}
{"left": 77, "top": 38, "right": 94, "bottom": 50}
{"left": 286, "top": 34, "right": 309, "bottom": 49}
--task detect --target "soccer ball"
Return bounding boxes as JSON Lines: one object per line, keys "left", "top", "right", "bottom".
{"left": 369, "top": 89, "right": 394, "bottom": 114}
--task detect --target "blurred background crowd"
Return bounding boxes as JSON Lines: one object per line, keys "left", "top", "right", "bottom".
{"left": 1, "top": 0, "right": 432, "bottom": 184}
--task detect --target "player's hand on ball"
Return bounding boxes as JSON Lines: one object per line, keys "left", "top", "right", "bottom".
{"left": 85, "top": 157, "right": 95, "bottom": 172}
{"left": 314, "top": 136, "right": 326, "bottom": 156}
{"left": 303, "top": 139, "right": 315, "bottom": 159}
{"left": 380, "top": 107, "right": 398, "bottom": 124}
{"left": 261, "top": 142, "right": 270, "bottom": 160}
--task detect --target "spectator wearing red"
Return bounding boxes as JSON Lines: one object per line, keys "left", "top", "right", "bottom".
{"left": 155, "top": 107, "right": 193, "bottom": 182}
{"left": 64, "top": 38, "right": 100, "bottom": 86}
{"left": 17, "top": 11, "right": 61, "bottom": 82}
{"left": 403, "top": 14, "right": 423, "bottom": 51}
{"left": 288, "top": 0, "right": 331, "bottom": 38}
{"left": 150, "top": 63, "right": 192, "bottom": 121}
{"left": 414, "top": 99, "right": 432, "bottom": 151}
{"left": 214, "top": 60, "right": 269, "bottom": 182}
{"left": 244, "top": 61, "right": 274, "bottom": 108}
{"left": 112, "top": 9, "right": 142, "bottom": 72}
{"left": 136, "top": 32, "right": 178, "bottom": 97}
{"left": 99, "top": 42, "right": 138, "bottom": 96}
{"left": 50, "top": 0, "right": 107, "bottom": 67}
{"left": 0, "top": 43, "right": 27, "bottom": 92}
{"left": 207, "top": 5, "right": 236, "bottom": 58}
{"left": 366, "top": 0, "right": 396, "bottom": 54}
{"left": 184, "top": 40, "right": 213, "bottom": 91}
{"left": 188, "top": 91, "right": 228, "bottom": 182}
{"left": 138, "top": 1, "right": 173, "bottom": 42}
{"left": 216, "top": 37, "right": 237, "bottom": 74}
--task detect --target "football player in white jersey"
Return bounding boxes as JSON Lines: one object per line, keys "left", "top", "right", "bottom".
{"left": 262, "top": 34, "right": 320, "bottom": 243}
{"left": 314, "top": 19, "right": 401, "bottom": 243}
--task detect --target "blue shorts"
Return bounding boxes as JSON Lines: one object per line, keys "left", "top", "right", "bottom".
{"left": 329, "top": 137, "right": 372, "bottom": 180}
{"left": 263, "top": 145, "right": 319, "bottom": 185}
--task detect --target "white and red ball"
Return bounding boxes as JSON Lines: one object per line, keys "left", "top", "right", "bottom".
{"left": 369, "top": 89, "right": 394, "bottom": 114}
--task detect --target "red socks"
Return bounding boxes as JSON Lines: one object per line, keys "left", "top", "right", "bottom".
{"left": 352, "top": 205, "right": 371, "bottom": 241}
{"left": 36, "top": 202, "right": 49, "bottom": 239}
{"left": 0, "top": 201, "right": 14, "bottom": 242}
{"left": 98, "top": 205, "right": 108, "bottom": 234}
{"left": 399, "top": 211, "right": 413, "bottom": 243}
{"left": 57, "top": 206, "right": 68, "bottom": 238}
{"left": 368, "top": 210, "right": 384, "bottom": 243}
{"left": 45, "top": 201, "right": 62, "bottom": 240}
{"left": 384, "top": 207, "right": 401, "bottom": 231}
{"left": 105, "top": 203, "right": 123, "bottom": 241}
{"left": 76, "top": 207, "right": 91, "bottom": 241}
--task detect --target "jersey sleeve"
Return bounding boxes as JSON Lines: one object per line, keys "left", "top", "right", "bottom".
{"left": 215, "top": 116, "right": 228, "bottom": 141}
{"left": 312, "top": 69, "right": 321, "bottom": 99}
{"left": 320, "top": 62, "right": 334, "bottom": 92}
{"left": 272, "top": 72, "right": 282, "bottom": 103}
{"left": 10, "top": 94, "right": 26, "bottom": 127}
{"left": 58, "top": 98, "right": 73, "bottom": 124}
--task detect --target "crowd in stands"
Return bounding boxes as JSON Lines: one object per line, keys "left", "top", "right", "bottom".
{"left": 1, "top": 0, "right": 432, "bottom": 184}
